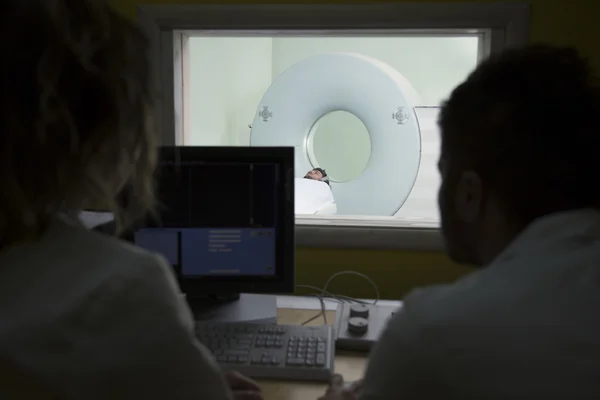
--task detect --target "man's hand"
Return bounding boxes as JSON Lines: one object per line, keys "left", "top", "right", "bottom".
{"left": 224, "top": 371, "right": 263, "bottom": 400}
{"left": 318, "top": 374, "right": 364, "bottom": 400}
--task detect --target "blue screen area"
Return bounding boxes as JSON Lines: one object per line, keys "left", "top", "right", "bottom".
{"left": 134, "top": 227, "right": 276, "bottom": 276}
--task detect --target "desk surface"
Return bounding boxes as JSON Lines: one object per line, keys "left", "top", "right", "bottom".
{"left": 258, "top": 308, "right": 367, "bottom": 400}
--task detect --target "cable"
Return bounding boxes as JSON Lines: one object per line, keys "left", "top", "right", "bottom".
{"left": 324, "top": 271, "right": 380, "bottom": 305}
{"left": 295, "top": 270, "right": 380, "bottom": 326}
{"left": 294, "top": 285, "right": 344, "bottom": 326}
{"left": 295, "top": 284, "right": 356, "bottom": 304}
{"left": 305, "top": 292, "right": 327, "bottom": 326}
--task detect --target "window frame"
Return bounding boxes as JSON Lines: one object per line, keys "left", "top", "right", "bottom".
{"left": 137, "top": 2, "right": 530, "bottom": 251}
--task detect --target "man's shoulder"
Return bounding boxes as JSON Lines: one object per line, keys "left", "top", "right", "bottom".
{"left": 392, "top": 270, "right": 498, "bottom": 332}
{"left": 362, "top": 278, "right": 491, "bottom": 397}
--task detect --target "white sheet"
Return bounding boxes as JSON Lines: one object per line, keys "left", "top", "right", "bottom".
{"left": 295, "top": 178, "right": 337, "bottom": 215}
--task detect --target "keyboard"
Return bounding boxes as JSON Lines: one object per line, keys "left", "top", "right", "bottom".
{"left": 195, "top": 321, "right": 335, "bottom": 382}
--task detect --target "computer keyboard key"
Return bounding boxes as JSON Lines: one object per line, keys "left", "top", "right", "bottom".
{"left": 316, "top": 354, "right": 326, "bottom": 365}
{"left": 196, "top": 321, "right": 334, "bottom": 382}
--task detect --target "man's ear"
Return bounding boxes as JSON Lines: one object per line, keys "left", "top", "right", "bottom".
{"left": 455, "top": 170, "right": 483, "bottom": 223}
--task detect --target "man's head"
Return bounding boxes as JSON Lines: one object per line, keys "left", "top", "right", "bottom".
{"left": 304, "top": 168, "right": 329, "bottom": 185}
{"left": 0, "top": 0, "right": 157, "bottom": 246}
{"left": 438, "top": 44, "right": 600, "bottom": 266}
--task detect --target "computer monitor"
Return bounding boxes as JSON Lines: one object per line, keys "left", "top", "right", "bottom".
{"left": 130, "top": 146, "right": 295, "bottom": 301}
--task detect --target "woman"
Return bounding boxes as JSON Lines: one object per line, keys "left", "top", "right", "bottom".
{"left": 0, "top": 1, "right": 260, "bottom": 399}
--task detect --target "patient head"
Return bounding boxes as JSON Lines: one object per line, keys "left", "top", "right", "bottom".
{"left": 438, "top": 44, "right": 600, "bottom": 266}
{"left": 304, "top": 168, "right": 330, "bottom": 185}
{"left": 0, "top": 0, "right": 157, "bottom": 246}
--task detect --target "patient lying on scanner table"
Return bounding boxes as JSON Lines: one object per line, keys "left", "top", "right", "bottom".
{"left": 295, "top": 168, "right": 337, "bottom": 215}
{"left": 304, "top": 167, "right": 330, "bottom": 185}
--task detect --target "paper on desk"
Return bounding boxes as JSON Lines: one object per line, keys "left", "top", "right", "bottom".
{"left": 79, "top": 211, "right": 114, "bottom": 229}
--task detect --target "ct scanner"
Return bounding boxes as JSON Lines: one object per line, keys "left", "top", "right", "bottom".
{"left": 250, "top": 52, "right": 422, "bottom": 216}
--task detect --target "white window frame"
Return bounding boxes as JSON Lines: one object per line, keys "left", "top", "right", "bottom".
{"left": 137, "top": 3, "right": 530, "bottom": 251}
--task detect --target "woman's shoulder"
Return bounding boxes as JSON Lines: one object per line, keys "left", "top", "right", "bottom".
{"left": 0, "top": 216, "right": 188, "bottom": 333}
{"left": 0, "top": 216, "right": 170, "bottom": 288}
{"left": 0, "top": 219, "right": 232, "bottom": 399}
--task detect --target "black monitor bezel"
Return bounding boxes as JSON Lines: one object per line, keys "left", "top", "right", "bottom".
{"left": 134, "top": 146, "right": 295, "bottom": 295}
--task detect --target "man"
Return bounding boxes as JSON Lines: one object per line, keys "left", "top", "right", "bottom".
{"left": 321, "top": 44, "right": 600, "bottom": 399}
{"left": 305, "top": 167, "right": 330, "bottom": 185}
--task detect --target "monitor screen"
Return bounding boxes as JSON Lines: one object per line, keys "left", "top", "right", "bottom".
{"left": 131, "top": 146, "right": 294, "bottom": 295}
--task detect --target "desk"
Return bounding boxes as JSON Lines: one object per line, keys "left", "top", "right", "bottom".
{"left": 258, "top": 308, "right": 368, "bottom": 400}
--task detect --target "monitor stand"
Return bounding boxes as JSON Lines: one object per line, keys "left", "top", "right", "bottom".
{"left": 185, "top": 293, "right": 278, "bottom": 325}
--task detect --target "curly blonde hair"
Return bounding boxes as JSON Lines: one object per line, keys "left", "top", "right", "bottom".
{"left": 0, "top": 0, "right": 157, "bottom": 246}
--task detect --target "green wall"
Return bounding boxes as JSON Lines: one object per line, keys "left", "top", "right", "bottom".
{"left": 110, "top": 0, "right": 599, "bottom": 299}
